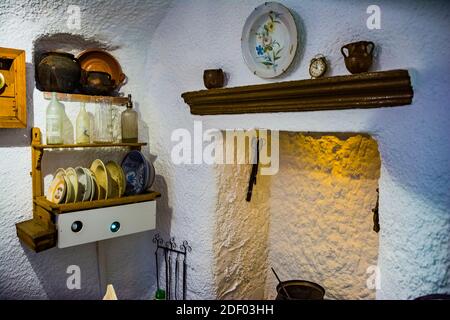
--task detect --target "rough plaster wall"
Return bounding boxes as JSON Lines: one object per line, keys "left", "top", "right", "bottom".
{"left": 0, "top": 0, "right": 173, "bottom": 299}
{"left": 213, "top": 134, "right": 271, "bottom": 299}
{"left": 265, "top": 133, "right": 380, "bottom": 300}
{"left": 143, "top": 0, "right": 450, "bottom": 299}
{"left": 0, "top": 0, "right": 449, "bottom": 300}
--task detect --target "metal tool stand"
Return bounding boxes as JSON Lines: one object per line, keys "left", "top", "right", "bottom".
{"left": 153, "top": 234, "right": 192, "bottom": 300}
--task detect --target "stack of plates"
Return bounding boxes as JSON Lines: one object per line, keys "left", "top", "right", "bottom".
{"left": 121, "top": 150, "right": 155, "bottom": 196}
{"left": 46, "top": 160, "right": 127, "bottom": 204}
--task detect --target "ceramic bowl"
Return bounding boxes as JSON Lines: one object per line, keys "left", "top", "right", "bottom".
{"left": 80, "top": 167, "right": 93, "bottom": 202}
{"left": 105, "top": 161, "right": 126, "bottom": 198}
{"left": 64, "top": 175, "right": 75, "bottom": 204}
{"left": 47, "top": 173, "right": 66, "bottom": 204}
{"left": 77, "top": 49, "right": 127, "bottom": 91}
{"left": 66, "top": 167, "right": 81, "bottom": 202}
{"left": 121, "top": 150, "right": 148, "bottom": 195}
{"left": 105, "top": 161, "right": 119, "bottom": 199}
{"left": 75, "top": 167, "right": 90, "bottom": 202}
{"left": 145, "top": 161, "right": 156, "bottom": 190}
{"left": 86, "top": 169, "right": 99, "bottom": 201}
{"left": 90, "top": 159, "right": 111, "bottom": 200}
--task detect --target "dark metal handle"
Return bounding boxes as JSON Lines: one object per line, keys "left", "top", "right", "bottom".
{"left": 246, "top": 138, "right": 259, "bottom": 202}
{"left": 341, "top": 45, "right": 349, "bottom": 58}
{"left": 366, "top": 41, "right": 375, "bottom": 55}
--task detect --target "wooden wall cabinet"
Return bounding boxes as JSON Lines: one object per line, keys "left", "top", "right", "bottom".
{"left": 0, "top": 47, "right": 26, "bottom": 128}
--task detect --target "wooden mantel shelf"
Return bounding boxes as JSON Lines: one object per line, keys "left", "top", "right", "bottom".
{"left": 181, "top": 69, "right": 414, "bottom": 115}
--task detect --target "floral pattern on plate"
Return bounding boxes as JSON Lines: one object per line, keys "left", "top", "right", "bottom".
{"left": 241, "top": 2, "right": 298, "bottom": 78}
{"left": 255, "top": 12, "right": 283, "bottom": 72}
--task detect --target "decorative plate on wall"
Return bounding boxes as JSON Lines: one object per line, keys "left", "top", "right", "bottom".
{"left": 241, "top": 2, "right": 298, "bottom": 78}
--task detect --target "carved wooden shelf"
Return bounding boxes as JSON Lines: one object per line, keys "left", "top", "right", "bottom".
{"left": 181, "top": 69, "right": 414, "bottom": 115}
{"left": 43, "top": 92, "right": 128, "bottom": 106}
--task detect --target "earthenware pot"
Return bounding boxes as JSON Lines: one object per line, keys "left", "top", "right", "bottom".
{"left": 203, "top": 69, "right": 224, "bottom": 89}
{"left": 36, "top": 52, "right": 81, "bottom": 93}
{"left": 341, "top": 41, "right": 375, "bottom": 74}
{"left": 276, "top": 280, "right": 325, "bottom": 300}
{"left": 81, "top": 71, "right": 116, "bottom": 95}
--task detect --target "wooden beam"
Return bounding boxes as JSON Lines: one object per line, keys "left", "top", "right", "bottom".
{"left": 181, "top": 69, "right": 414, "bottom": 115}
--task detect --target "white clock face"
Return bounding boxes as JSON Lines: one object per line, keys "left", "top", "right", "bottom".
{"left": 310, "top": 59, "right": 326, "bottom": 78}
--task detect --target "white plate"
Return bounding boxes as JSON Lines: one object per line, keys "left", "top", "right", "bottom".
{"left": 75, "top": 167, "right": 90, "bottom": 202}
{"left": 241, "top": 2, "right": 298, "bottom": 78}
{"left": 66, "top": 168, "right": 79, "bottom": 203}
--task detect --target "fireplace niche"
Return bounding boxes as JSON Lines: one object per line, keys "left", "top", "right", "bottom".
{"left": 213, "top": 131, "right": 381, "bottom": 300}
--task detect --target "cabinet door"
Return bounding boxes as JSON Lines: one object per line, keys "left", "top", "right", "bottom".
{"left": 0, "top": 47, "right": 26, "bottom": 128}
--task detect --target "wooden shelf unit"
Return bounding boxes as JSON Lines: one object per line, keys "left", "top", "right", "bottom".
{"left": 43, "top": 92, "right": 128, "bottom": 106}
{"left": 15, "top": 127, "right": 159, "bottom": 252}
{"left": 181, "top": 69, "right": 414, "bottom": 115}
{"left": 33, "top": 142, "right": 147, "bottom": 150}
{"left": 34, "top": 192, "right": 160, "bottom": 215}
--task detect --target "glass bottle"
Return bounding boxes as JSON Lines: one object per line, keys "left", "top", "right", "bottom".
{"left": 121, "top": 94, "right": 138, "bottom": 143}
{"left": 93, "top": 97, "right": 113, "bottom": 143}
{"left": 76, "top": 103, "right": 90, "bottom": 144}
{"left": 111, "top": 105, "right": 122, "bottom": 143}
{"left": 46, "top": 92, "right": 64, "bottom": 144}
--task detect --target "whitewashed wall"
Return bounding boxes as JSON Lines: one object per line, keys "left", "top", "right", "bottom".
{"left": 143, "top": 0, "right": 450, "bottom": 300}
{"left": 0, "top": 0, "right": 449, "bottom": 300}
{"left": 0, "top": 0, "right": 173, "bottom": 299}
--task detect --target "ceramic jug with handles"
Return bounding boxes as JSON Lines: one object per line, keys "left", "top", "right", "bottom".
{"left": 341, "top": 41, "right": 375, "bottom": 74}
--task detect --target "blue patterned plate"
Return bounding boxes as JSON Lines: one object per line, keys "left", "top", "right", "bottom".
{"left": 121, "top": 150, "right": 148, "bottom": 195}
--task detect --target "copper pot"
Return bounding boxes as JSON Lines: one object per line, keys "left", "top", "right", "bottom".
{"left": 341, "top": 41, "right": 375, "bottom": 74}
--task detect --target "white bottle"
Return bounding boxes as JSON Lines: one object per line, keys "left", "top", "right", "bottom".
{"left": 46, "top": 92, "right": 64, "bottom": 145}
{"left": 76, "top": 103, "right": 90, "bottom": 144}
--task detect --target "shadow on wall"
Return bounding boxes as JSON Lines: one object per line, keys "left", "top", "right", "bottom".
{"left": 32, "top": 33, "right": 119, "bottom": 65}
{"left": 21, "top": 242, "right": 100, "bottom": 299}
{"left": 0, "top": 63, "right": 35, "bottom": 147}
{"left": 369, "top": 67, "right": 450, "bottom": 209}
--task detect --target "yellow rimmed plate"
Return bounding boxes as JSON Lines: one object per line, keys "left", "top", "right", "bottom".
{"left": 105, "top": 161, "right": 126, "bottom": 198}
{"left": 90, "top": 159, "right": 111, "bottom": 200}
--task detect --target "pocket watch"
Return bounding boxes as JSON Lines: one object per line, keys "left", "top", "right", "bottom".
{"left": 309, "top": 54, "right": 327, "bottom": 79}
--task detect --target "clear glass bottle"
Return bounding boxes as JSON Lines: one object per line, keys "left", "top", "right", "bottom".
{"left": 111, "top": 105, "right": 122, "bottom": 143}
{"left": 76, "top": 103, "right": 90, "bottom": 144}
{"left": 46, "top": 92, "right": 64, "bottom": 144}
{"left": 121, "top": 94, "right": 138, "bottom": 143}
{"left": 93, "top": 97, "right": 113, "bottom": 143}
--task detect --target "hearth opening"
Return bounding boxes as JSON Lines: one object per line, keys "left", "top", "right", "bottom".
{"left": 213, "top": 131, "right": 381, "bottom": 300}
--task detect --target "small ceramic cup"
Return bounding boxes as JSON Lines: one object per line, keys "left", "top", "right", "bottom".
{"left": 203, "top": 69, "right": 225, "bottom": 89}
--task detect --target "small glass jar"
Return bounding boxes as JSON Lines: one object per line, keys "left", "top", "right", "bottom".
{"left": 111, "top": 105, "right": 122, "bottom": 143}
{"left": 93, "top": 97, "right": 113, "bottom": 143}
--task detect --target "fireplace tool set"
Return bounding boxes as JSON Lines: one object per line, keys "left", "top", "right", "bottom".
{"left": 153, "top": 233, "right": 192, "bottom": 300}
